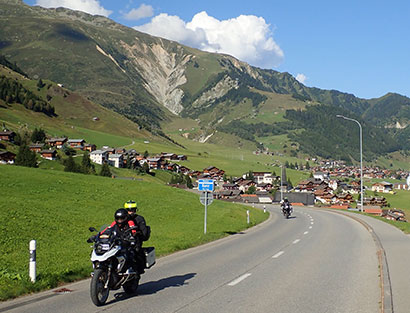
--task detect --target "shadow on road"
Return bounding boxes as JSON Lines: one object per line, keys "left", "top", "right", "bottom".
{"left": 224, "top": 231, "right": 245, "bottom": 235}
{"left": 138, "top": 273, "right": 197, "bottom": 295}
{"left": 109, "top": 273, "right": 197, "bottom": 303}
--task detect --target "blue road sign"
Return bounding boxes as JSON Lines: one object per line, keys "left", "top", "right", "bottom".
{"left": 198, "top": 179, "right": 214, "bottom": 192}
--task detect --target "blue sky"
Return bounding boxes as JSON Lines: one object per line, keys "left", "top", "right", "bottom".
{"left": 23, "top": 0, "right": 410, "bottom": 99}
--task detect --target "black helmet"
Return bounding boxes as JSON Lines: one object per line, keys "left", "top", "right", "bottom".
{"left": 114, "top": 208, "right": 129, "bottom": 227}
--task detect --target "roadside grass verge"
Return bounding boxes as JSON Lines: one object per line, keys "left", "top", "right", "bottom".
{"left": 0, "top": 165, "right": 268, "bottom": 300}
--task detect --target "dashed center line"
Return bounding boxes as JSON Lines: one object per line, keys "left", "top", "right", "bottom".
{"left": 309, "top": 226, "right": 313, "bottom": 229}
{"left": 293, "top": 239, "right": 300, "bottom": 244}
{"left": 228, "top": 273, "right": 252, "bottom": 286}
{"left": 272, "top": 251, "right": 284, "bottom": 258}
{"left": 304, "top": 231, "right": 309, "bottom": 235}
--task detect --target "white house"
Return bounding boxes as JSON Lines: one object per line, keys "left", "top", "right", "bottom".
{"left": 243, "top": 171, "right": 273, "bottom": 184}
{"left": 372, "top": 182, "right": 393, "bottom": 193}
{"left": 108, "top": 153, "right": 124, "bottom": 168}
{"left": 313, "top": 172, "right": 329, "bottom": 181}
{"left": 90, "top": 150, "right": 108, "bottom": 165}
{"left": 328, "top": 179, "right": 339, "bottom": 190}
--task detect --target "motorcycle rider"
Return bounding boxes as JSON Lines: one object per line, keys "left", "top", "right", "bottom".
{"left": 281, "top": 197, "right": 292, "bottom": 215}
{"left": 105, "top": 208, "right": 138, "bottom": 273}
{"left": 124, "top": 200, "right": 150, "bottom": 274}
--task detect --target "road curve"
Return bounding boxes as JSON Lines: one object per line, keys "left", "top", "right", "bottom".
{"left": 0, "top": 205, "right": 381, "bottom": 313}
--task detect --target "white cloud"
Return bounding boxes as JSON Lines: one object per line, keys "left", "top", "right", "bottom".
{"left": 295, "top": 73, "right": 307, "bottom": 84}
{"left": 35, "top": 0, "right": 112, "bottom": 17}
{"left": 134, "top": 11, "right": 284, "bottom": 69}
{"left": 123, "top": 4, "right": 154, "bottom": 21}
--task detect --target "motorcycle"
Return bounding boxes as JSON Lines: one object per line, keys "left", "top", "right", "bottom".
{"left": 282, "top": 203, "right": 292, "bottom": 219}
{"left": 87, "top": 225, "right": 155, "bottom": 306}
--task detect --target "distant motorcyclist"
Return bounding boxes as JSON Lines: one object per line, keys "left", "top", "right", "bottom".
{"left": 281, "top": 198, "right": 292, "bottom": 216}
{"left": 124, "top": 200, "right": 150, "bottom": 274}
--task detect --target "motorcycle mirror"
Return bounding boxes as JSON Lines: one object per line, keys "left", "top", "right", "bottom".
{"left": 89, "top": 227, "right": 97, "bottom": 232}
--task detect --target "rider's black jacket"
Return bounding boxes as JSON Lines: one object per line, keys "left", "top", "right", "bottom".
{"left": 129, "top": 213, "right": 150, "bottom": 247}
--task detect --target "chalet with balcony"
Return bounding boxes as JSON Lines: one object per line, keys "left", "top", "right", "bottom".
{"left": 222, "top": 183, "right": 239, "bottom": 190}
{"left": 241, "top": 194, "right": 259, "bottom": 203}
{"left": 146, "top": 157, "right": 162, "bottom": 169}
{"left": 382, "top": 209, "right": 406, "bottom": 222}
{"left": 295, "top": 180, "right": 315, "bottom": 192}
{"left": 45, "top": 137, "right": 67, "bottom": 148}
{"left": 83, "top": 144, "right": 96, "bottom": 152}
{"left": 178, "top": 166, "right": 191, "bottom": 174}
{"left": 203, "top": 166, "right": 225, "bottom": 179}
{"left": 40, "top": 149, "right": 57, "bottom": 160}
{"left": 394, "top": 183, "right": 409, "bottom": 190}
{"left": 216, "top": 190, "right": 242, "bottom": 201}
{"left": 257, "top": 183, "right": 273, "bottom": 191}
{"left": 0, "top": 130, "right": 16, "bottom": 142}
{"left": 0, "top": 151, "right": 16, "bottom": 164}
{"left": 29, "top": 143, "right": 45, "bottom": 153}
{"left": 177, "top": 155, "right": 187, "bottom": 160}
{"left": 238, "top": 180, "right": 256, "bottom": 193}
{"left": 67, "top": 139, "right": 86, "bottom": 149}
{"left": 161, "top": 153, "right": 178, "bottom": 160}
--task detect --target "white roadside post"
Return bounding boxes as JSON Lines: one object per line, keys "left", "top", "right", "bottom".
{"left": 29, "top": 240, "right": 36, "bottom": 283}
{"left": 247, "top": 210, "right": 250, "bottom": 224}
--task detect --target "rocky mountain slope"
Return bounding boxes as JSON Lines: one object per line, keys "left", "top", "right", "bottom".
{"left": 0, "top": 0, "right": 409, "bottom": 160}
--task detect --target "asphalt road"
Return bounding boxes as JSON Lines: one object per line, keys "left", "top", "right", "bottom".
{"left": 0, "top": 205, "right": 382, "bottom": 313}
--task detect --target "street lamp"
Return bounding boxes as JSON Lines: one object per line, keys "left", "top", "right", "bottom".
{"left": 275, "top": 160, "right": 283, "bottom": 202}
{"left": 336, "top": 115, "right": 363, "bottom": 212}
{"left": 280, "top": 164, "right": 283, "bottom": 202}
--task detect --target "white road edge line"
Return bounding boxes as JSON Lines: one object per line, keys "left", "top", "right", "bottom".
{"left": 272, "top": 251, "right": 284, "bottom": 258}
{"left": 228, "top": 273, "right": 252, "bottom": 286}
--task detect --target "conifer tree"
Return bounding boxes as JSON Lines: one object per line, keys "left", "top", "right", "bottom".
{"left": 64, "top": 155, "right": 78, "bottom": 173}
{"left": 31, "top": 128, "right": 46, "bottom": 143}
{"left": 100, "top": 162, "right": 112, "bottom": 177}
{"left": 81, "top": 152, "right": 95, "bottom": 174}
{"left": 142, "top": 162, "right": 150, "bottom": 174}
{"left": 185, "top": 175, "right": 193, "bottom": 189}
{"left": 15, "top": 143, "right": 37, "bottom": 167}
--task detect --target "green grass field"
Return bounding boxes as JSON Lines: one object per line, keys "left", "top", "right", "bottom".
{"left": 0, "top": 165, "right": 268, "bottom": 300}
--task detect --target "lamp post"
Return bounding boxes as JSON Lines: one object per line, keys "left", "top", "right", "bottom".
{"left": 280, "top": 164, "right": 283, "bottom": 202}
{"left": 336, "top": 115, "right": 363, "bottom": 212}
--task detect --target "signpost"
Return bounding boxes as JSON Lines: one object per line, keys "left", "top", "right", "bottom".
{"left": 198, "top": 179, "right": 214, "bottom": 234}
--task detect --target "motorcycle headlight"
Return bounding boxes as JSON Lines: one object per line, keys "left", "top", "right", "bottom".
{"left": 96, "top": 243, "right": 110, "bottom": 255}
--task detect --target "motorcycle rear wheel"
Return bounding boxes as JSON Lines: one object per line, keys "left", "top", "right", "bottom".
{"left": 90, "top": 269, "right": 110, "bottom": 306}
{"left": 123, "top": 275, "right": 140, "bottom": 294}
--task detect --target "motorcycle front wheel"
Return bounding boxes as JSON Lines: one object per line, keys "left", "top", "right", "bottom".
{"left": 90, "top": 269, "right": 110, "bottom": 306}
